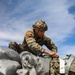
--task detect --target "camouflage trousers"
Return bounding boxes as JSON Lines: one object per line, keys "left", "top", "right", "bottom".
{"left": 49, "top": 58, "right": 60, "bottom": 75}
{"left": 8, "top": 41, "right": 24, "bottom": 53}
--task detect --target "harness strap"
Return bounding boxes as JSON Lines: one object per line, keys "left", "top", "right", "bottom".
{"left": 59, "top": 58, "right": 65, "bottom": 74}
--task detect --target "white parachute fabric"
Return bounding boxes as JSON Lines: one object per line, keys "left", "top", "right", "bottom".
{"left": 19, "top": 51, "right": 50, "bottom": 75}
{"left": 59, "top": 58, "right": 65, "bottom": 74}
{"left": 0, "top": 47, "right": 21, "bottom": 75}
{"left": 0, "top": 47, "right": 20, "bottom": 62}
{"left": 0, "top": 59, "right": 21, "bottom": 75}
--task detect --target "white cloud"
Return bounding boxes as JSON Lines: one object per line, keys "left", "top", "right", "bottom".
{"left": 0, "top": 31, "right": 23, "bottom": 41}
{"left": 58, "top": 45, "right": 75, "bottom": 57}
{"left": 0, "top": 0, "right": 75, "bottom": 57}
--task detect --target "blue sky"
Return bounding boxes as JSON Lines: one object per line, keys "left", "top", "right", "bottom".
{"left": 0, "top": 0, "right": 75, "bottom": 57}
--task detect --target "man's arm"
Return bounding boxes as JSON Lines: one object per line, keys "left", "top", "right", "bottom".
{"left": 43, "top": 35, "right": 58, "bottom": 52}
{"left": 43, "top": 50, "right": 58, "bottom": 58}
{"left": 24, "top": 30, "right": 58, "bottom": 57}
{"left": 24, "top": 30, "right": 45, "bottom": 55}
{"left": 42, "top": 35, "right": 58, "bottom": 57}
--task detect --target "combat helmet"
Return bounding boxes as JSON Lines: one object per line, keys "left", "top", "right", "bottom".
{"left": 33, "top": 20, "right": 48, "bottom": 31}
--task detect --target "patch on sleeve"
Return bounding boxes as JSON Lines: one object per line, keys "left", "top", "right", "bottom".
{"left": 25, "top": 31, "right": 33, "bottom": 37}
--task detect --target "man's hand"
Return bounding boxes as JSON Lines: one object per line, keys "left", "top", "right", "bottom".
{"left": 50, "top": 52, "right": 58, "bottom": 58}
{"left": 43, "top": 50, "right": 59, "bottom": 58}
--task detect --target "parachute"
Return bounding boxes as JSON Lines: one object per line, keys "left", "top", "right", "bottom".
{"left": 0, "top": 47, "right": 75, "bottom": 75}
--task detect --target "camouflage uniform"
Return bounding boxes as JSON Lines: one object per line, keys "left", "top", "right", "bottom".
{"left": 22, "top": 29, "right": 57, "bottom": 56}
{"left": 49, "top": 58, "right": 60, "bottom": 75}
{"left": 9, "top": 29, "right": 57, "bottom": 55}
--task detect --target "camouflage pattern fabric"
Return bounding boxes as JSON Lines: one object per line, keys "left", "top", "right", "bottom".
{"left": 22, "top": 29, "right": 57, "bottom": 56}
{"left": 33, "top": 20, "right": 48, "bottom": 31}
{"left": 49, "top": 58, "right": 60, "bottom": 75}
{"left": 9, "top": 41, "right": 24, "bottom": 53}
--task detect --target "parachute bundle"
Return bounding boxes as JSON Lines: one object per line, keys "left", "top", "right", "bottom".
{"left": 0, "top": 47, "right": 75, "bottom": 75}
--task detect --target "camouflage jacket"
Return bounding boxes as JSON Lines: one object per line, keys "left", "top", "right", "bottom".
{"left": 22, "top": 29, "right": 57, "bottom": 56}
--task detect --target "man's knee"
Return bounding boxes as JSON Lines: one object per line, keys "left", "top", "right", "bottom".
{"left": 9, "top": 41, "right": 17, "bottom": 48}
{"left": 8, "top": 41, "right": 23, "bottom": 53}
{"left": 8, "top": 41, "right": 18, "bottom": 51}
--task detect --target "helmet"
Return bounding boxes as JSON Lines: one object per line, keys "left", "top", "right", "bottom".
{"left": 33, "top": 20, "right": 48, "bottom": 31}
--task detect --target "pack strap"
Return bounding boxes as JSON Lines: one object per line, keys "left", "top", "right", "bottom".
{"left": 59, "top": 58, "right": 65, "bottom": 74}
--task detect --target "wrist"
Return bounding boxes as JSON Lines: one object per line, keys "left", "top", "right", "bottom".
{"left": 52, "top": 49, "right": 57, "bottom": 52}
{"left": 43, "top": 50, "right": 51, "bottom": 55}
